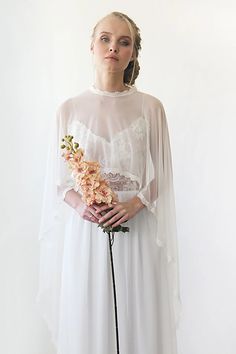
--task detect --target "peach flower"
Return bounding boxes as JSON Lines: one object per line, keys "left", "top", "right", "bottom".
{"left": 61, "top": 135, "right": 118, "bottom": 206}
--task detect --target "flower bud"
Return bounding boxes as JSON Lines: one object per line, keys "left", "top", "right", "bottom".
{"left": 61, "top": 144, "right": 66, "bottom": 149}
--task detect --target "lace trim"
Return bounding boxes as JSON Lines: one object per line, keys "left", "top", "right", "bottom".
{"left": 89, "top": 85, "right": 137, "bottom": 97}
{"left": 71, "top": 116, "right": 145, "bottom": 146}
{"left": 102, "top": 172, "right": 139, "bottom": 191}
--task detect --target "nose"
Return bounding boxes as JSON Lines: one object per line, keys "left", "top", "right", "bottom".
{"left": 109, "top": 45, "right": 119, "bottom": 53}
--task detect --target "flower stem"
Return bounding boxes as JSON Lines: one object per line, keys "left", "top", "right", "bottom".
{"left": 108, "top": 232, "right": 120, "bottom": 354}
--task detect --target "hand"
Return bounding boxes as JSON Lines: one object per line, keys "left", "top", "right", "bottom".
{"left": 94, "top": 196, "right": 145, "bottom": 228}
{"left": 64, "top": 189, "right": 103, "bottom": 223}
{"left": 75, "top": 199, "right": 103, "bottom": 224}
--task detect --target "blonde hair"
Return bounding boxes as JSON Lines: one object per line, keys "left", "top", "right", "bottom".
{"left": 91, "top": 11, "right": 142, "bottom": 86}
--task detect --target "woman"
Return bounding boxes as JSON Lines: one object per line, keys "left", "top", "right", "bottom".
{"left": 37, "top": 11, "right": 181, "bottom": 354}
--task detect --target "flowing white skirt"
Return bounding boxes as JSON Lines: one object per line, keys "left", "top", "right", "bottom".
{"left": 55, "top": 191, "right": 177, "bottom": 354}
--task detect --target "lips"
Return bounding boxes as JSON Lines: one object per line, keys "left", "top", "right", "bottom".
{"left": 105, "top": 55, "right": 119, "bottom": 61}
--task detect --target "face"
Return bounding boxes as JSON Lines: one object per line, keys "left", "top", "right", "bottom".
{"left": 91, "top": 16, "right": 135, "bottom": 74}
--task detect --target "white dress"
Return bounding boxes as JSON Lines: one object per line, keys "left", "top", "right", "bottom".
{"left": 37, "top": 85, "right": 181, "bottom": 354}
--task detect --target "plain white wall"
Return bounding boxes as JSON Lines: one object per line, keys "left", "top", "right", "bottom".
{"left": 1, "top": 1, "right": 235, "bottom": 353}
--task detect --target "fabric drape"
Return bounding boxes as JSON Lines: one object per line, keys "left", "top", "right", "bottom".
{"left": 37, "top": 86, "right": 181, "bottom": 353}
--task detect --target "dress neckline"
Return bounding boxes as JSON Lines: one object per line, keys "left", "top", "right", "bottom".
{"left": 89, "top": 84, "right": 137, "bottom": 97}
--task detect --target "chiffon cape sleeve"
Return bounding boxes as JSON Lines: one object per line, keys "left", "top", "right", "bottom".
{"left": 137, "top": 94, "right": 182, "bottom": 328}
{"left": 36, "top": 103, "right": 75, "bottom": 345}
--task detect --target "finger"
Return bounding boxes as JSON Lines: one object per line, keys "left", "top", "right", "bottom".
{"left": 110, "top": 214, "right": 129, "bottom": 228}
{"left": 91, "top": 217, "right": 99, "bottom": 224}
{"left": 103, "top": 211, "right": 127, "bottom": 227}
{"left": 98, "top": 204, "right": 124, "bottom": 222}
{"left": 88, "top": 207, "right": 101, "bottom": 220}
{"left": 84, "top": 214, "right": 99, "bottom": 223}
{"left": 98, "top": 208, "right": 118, "bottom": 223}
{"left": 94, "top": 204, "right": 114, "bottom": 213}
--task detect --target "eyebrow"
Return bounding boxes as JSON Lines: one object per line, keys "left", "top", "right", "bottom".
{"left": 99, "top": 31, "right": 132, "bottom": 40}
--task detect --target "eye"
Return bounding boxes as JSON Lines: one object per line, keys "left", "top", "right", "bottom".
{"left": 120, "top": 39, "right": 131, "bottom": 46}
{"left": 100, "top": 36, "right": 109, "bottom": 42}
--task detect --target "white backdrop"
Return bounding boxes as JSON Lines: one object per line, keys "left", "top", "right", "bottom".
{"left": 0, "top": 1, "right": 235, "bottom": 353}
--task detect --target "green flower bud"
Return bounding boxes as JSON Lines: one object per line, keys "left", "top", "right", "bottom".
{"left": 61, "top": 144, "right": 66, "bottom": 149}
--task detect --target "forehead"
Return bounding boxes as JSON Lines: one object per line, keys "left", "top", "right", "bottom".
{"left": 95, "top": 16, "right": 132, "bottom": 38}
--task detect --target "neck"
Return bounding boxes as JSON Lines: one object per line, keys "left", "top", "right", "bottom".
{"left": 94, "top": 72, "right": 129, "bottom": 92}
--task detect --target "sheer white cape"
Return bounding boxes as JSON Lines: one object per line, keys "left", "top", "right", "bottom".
{"left": 36, "top": 85, "right": 182, "bottom": 348}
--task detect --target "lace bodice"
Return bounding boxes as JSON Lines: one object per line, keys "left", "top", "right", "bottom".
{"left": 68, "top": 115, "right": 146, "bottom": 192}
{"left": 71, "top": 115, "right": 146, "bottom": 162}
